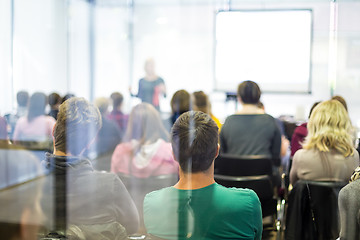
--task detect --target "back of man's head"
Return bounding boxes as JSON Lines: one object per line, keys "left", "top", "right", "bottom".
{"left": 54, "top": 97, "right": 102, "bottom": 156}
{"left": 110, "top": 92, "right": 124, "bottom": 110}
{"left": 171, "top": 111, "right": 218, "bottom": 173}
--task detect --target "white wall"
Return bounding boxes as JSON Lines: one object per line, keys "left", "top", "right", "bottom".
{"left": 2, "top": 0, "right": 360, "bottom": 126}
{"left": 0, "top": 0, "right": 13, "bottom": 114}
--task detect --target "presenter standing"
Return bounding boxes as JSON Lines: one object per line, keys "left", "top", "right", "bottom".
{"left": 130, "top": 58, "right": 166, "bottom": 111}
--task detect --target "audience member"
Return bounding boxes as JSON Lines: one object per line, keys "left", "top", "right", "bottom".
{"left": 220, "top": 81, "right": 281, "bottom": 165}
{"left": 332, "top": 95, "right": 348, "bottom": 112}
{"left": 41, "top": 97, "right": 139, "bottom": 238}
{"left": 338, "top": 167, "right": 360, "bottom": 240}
{"left": 290, "top": 100, "right": 359, "bottom": 185}
{"left": 290, "top": 101, "right": 321, "bottom": 157}
{"left": 164, "top": 89, "right": 191, "bottom": 131}
{"left": 192, "top": 91, "right": 222, "bottom": 130}
{"left": 13, "top": 92, "right": 55, "bottom": 143}
{"left": 108, "top": 92, "right": 128, "bottom": 133}
{"left": 144, "top": 111, "right": 262, "bottom": 239}
{"left": 61, "top": 93, "right": 75, "bottom": 104}
{"left": 4, "top": 91, "right": 29, "bottom": 139}
{"left": 0, "top": 117, "right": 8, "bottom": 142}
{"left": 111, "top": 103, "right": 178, "bottom": 178}
{"left": 48, "top": 92, "right": 62, "bottom": 120}
{"left": 94, "top": 97, "right": 123, "bottom": 156}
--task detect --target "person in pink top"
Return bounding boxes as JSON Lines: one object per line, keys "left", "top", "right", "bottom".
{"left": 111, "top": 103, "right": 178, "bottom": 178}
{"left": 13, "top": 92, "right": 56, "bottom": 143}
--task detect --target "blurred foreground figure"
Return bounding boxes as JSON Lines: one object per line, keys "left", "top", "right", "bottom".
{"left": 144, "top": 111, "right": 262, "bottom": 240}
{"left": 42, "top": 97, "right": 139, "bottom": 239}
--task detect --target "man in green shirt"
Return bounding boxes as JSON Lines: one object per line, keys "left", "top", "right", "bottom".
{"left": 143, "top": 111, "right": 262, "bottom": 240}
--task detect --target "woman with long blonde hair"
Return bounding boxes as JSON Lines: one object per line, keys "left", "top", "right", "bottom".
{"left": 290, "top": 100, "right": 359, "bottom": 185}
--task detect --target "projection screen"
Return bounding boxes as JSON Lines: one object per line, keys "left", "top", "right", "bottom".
{"left": 215, "top": 9, "right": 313, "bottom": 93}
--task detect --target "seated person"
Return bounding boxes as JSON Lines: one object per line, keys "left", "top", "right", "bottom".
{"left": 290, "top": 101, "right": 321, "bottom": 157}
{"left": 111, "top": 103, "right": 178, "bottom": 178}
{"left": 48, "top": 92, "right": 62, "bottom": 120}
{"left": 192, "top": 91, "right": 222, "bottom": 130}
{"left": 13, "top": 92, "right": 56, "bottom": 144}
{"left": 338, "top": 167, "right": 360, "bottom": 240}
{"left": 107, "top": 92, "right": 129, "bottom": 133}
{"left": 290, "top": 100, "right": 359, "bottom": 185}
{"left": 220, "top": 81, "right": 281, "bottom": 166}
{"left": 144, "top": 111, "right": 262, "bottom": 240}
{"left": 164, "top": 90, "right": 191, "bottom": 132}
{"left": 41, "top": 97, "right": 139, "bottom": 238}
{"left": 94, "top": 97, "right": 123, "bottom": 156}
{"left": 4, "top": 91, "right": 29, "bottom": 140}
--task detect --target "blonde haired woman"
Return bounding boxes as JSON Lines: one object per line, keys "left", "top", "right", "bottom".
{"left": 290, "top": 100, "right": 359, "bottom": 185}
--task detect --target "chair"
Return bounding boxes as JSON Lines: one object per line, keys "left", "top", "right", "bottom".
{"left": 214, "top": 154, "right": 285, "bottom": 238}
{"left": 285, "top": 180, "right": 346, "bottom": 240}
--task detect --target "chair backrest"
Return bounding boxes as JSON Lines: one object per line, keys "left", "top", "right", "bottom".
{"left": 214, "top": 154, "right": 273, "bottom": 176}
{"left": 214, "top": 154, "right": 275, "bottom": 202}
{"left": 285, "top": 180, "right": 346, "bottom": 240}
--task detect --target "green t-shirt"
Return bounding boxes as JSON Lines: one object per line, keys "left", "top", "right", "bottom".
{"left": 143, "top": 183, "right": 262, "bottom": 240}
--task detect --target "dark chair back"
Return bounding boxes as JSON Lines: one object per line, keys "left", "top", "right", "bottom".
{"left": 285, "top": 180, "right": 346, "bottom": 240}
{"left": 214, "top": 154, "right": 272, "bottom": 176}
{"left": 214, "top": 154, "right": 277, "bottom": 217}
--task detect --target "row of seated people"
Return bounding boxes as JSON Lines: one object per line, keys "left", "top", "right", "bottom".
{"left": 1, "top": 80, "right": 359, "bottom": 239}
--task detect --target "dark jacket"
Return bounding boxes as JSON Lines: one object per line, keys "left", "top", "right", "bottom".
{"left": 41, "top": 153, "right": 139, "bottom": 237}
{"left": 285, "top": 180, "right": 345, "bottom": 240}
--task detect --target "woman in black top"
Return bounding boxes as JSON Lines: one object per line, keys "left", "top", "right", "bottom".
{"left": 220, "top": 80, "right": 281, "bottom": 166}
{"left": 130, "top": 59, "right": 166, "bottom": 111}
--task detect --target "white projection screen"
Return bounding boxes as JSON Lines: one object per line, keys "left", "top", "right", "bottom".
{"left": 215, "top": 10, "right": 313, "bottom": 93}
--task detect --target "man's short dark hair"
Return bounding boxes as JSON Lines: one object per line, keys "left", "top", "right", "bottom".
{"left": 16, "top": 91, "right": 29, "bottom": 107}
{"left": 54, "top": 97, "right": 102, "bottom": 155}
{"left": 237, "top": 80, "right": 261, "bottom": 104}
{"left": 110, "top": 92, "right": 124, "bottom": 109}
{"left": 171, "top": 111, "right": 218, "bottom": 173}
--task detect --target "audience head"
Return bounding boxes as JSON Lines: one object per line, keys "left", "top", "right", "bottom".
{"left": 110, "top": 92, "right": 124, "bottom": 111}
{"left": 170, "top": 90, "right": 191, "bottom": 115}
{"left": 61, "top": 93, "right": 75, "bottom": 104}
{"left": 27, "top": 92, "right": 47, "bottom": 122}
{"left": 124, "top": 103, "right": 168, "bottom": 144}
{"left": 192, "top": 91, "right": 210, "bottom": 114}
{"left": 54, "top": 97, "right": 102, "bottom": 156}
{"left": 171, "top": 111, "right": 219, "bottom": 173}
{"left": 0, "top": 117, "right": 8, "bottom": 140}
{"left": 303, "top": 100, "right": 354, "bottom": 157}
{"left": 48, "top": 92, "right": 61, "bottom": 109}
{"left": 94, "top": 97, "right": 109, "bottom": 116}
{"left": 237, "top": 80, "right": 261, "bottom": 104}
{"left": 331, "top": 95, "right": 348, "bottom": 112}
{"left": 16, "top": 91, "right": 29, "bottom": 108}
{"left": 308, "top": 101, "right": 321, "bottom": 119}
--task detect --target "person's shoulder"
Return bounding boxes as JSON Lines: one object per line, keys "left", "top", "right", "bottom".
{"left": 113, "top": 142, "right": 133, "bottom": 154}
{"left": 340, "top": 180, "right": 360, "bottom": 200}
{"left": 145, "top": 187, "right": 173, "bottom": 202}
{"left": 157, "top": 77, "right": 164, "bottom": 82}
{"left": 215, "top": 183, "right": 259, "bottom": 199}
